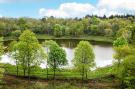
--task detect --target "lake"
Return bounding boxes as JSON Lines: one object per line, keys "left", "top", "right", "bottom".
{"left": 0, "top": 39, "right": 114, "bottom": 68}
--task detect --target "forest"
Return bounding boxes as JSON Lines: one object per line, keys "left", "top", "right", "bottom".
{"left": 0, "top": 15, "right": 135, "bottom": 89}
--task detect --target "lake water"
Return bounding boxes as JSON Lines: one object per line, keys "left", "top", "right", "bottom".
{"left": 0, "top": 40, "right": 114, "bottom": 68}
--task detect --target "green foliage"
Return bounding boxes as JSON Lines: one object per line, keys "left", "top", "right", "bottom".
{"left": 122, "top": 55, "right": 135, "bottom": 89}
{"left": 0, "top": 38, "right": 4, "bottom": 57}
{"left": 0, "top": 15, "right": 134, "bottom": 41}
{"left": 53, "top": 24, "right": 63, "bottom": 37}
{"left": 18, "top": 30, "right": 46, "bottom": 66}
{"left": 113, "top": 36, "right": 135, "bottom": 88}
{"left": 73, "top": 41, "right": 95, "bottom": 79}
{"left": 49, "top": 43, "right": 67, "bottom": 68}
{"left": 113, "top": 37, "right": 128, "bottom": 47}
{"left": 9, "top": 30, "right": 46, "bottom": 80}
{"left": 11, "top": 30, "right": 21, "bottom": 38}
{"left": 0, "top": 38, "right": 4, "bottom": 88}
{"left": 48, "top": 42, "right": 67, "bottom": 79}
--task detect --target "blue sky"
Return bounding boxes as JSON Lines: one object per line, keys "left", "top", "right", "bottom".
{"left": 0, "top": 0, "right": 135, "bottom": 18}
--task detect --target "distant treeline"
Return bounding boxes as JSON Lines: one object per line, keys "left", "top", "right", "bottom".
{"left": 0, "top": 15, "right": 135, "bottom": 42}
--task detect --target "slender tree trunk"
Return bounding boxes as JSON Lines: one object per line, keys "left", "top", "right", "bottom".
{"left": 54, "top": 68, "right": 56, "bottom": 80}
{"left": 46, "top": 58, "right": 48, "bottom": 79}
{"left": 82, "top": 65, "right": 84, "bottom": 86}
{"left": 46, "top": 48, "right": 48, "bottom": 80}
{"left": 53, "top": 59, "right": 56, "bottom": 80}
{"left": 28, "top": 58, "right": 30, "bottom": 83}
{"left": 16, "top": 59, "right": 18, "bottom": 76}
{"left": 86, "top": 71, "right": 87, "bottom": 79}
{"left": 46, "top": 66, "right": 48, "bottom": 79}
{"left": 23, "top": 68, "right": 26, "bottom": 76}
{"left": 16, "top": 65, "right": 18, "bottom": 76}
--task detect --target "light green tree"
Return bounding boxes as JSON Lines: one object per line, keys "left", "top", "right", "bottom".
{"left": 9, "top": 41, "right": 19, "bottom": 76}
{"left": 53, "top": 24, "right": 63, "bottom": 37}
{"left": 113, "top": 37, "right": 134, "bottom": 88}
{"left": 0, "top": 37, "right": 4, "bottom": 88}
{"left": 16, "top": 30, "right": 46, "bottom": 82}
{"left": 122, "top": 55, "right": 135, "bottom": 89}
{"left": 73, "top": 41, "right": 95, "bottom": 81}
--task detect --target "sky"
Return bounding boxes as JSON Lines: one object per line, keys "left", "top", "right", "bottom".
{"left": 0, "top": 0, "right": 135, "bottom": 18}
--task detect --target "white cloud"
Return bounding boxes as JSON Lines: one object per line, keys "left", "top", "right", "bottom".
{"left": 38, "top": 1, "right": 135, "bottom": 18}
{"left": 98, "top": 0, "right": 135, "bottom": 10}
{"left": 39, "top": 2, "right": 96, "bottom": 18}
{"left": 97, "top": 0, "right": 135, "bottom": 16}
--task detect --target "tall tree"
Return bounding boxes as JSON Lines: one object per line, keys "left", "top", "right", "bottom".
{"left": 42, "top": 40, "right": 57, "bottom": 79}
{"left": 113, "top": 37, "right": 134, "bottom": 88}
{"left": 73, "top": 41, "right": 95, "bottom": 81}
{"left": 0, "top": 37, "right": 4, "bottom": 88}
{"left": 48, "top": 42, "right": 67, "bottom": 79}
{"left": 9, "top": 41, "right": 19, "bottom": 76}
{"left": 17, "top": 30, "right": 45, "bottom": 82}
{"left": 53, "top": 24, "right": 63, "bottom": 37}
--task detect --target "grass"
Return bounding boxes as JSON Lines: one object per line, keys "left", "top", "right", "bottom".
{"left": 36, "top": 34, "right": 113, "bottom": 43}
{"left": 2, "top": 63, "right": 120, "bottom": 89}
{"left": 3, "top": 34, "right": 113, "bottom": 43}
{"left": 4, "top": 63, "right": 115, "bottom": 80}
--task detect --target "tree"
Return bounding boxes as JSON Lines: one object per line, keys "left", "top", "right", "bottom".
{"left": 73, "top": 41, "right": 95, "bottom": 81}
{"left": 9, "top": 41, "right": 19, "bottom": 76}
{"left": 11, "top": 30, "right": 21, "bottom": 38}
{"left": 122, "top": 55, "right": 135, "bottom": 89}
{"left": 42, "top": 40, "right": 57, "bottom": 79}
{"left": 0, "top": 37, "right": 4, "bottom": 88}
{"left": 53, "top": 24, "right": 63, "bottom": 37}
{"left": 113, "top": 37, "right": 134, "bottom": 88}
{"left": 113, "top": 37, "right": 131, "bottom": 72}
{"left": 48, "top": 42, "right": 67, "bottom": 79}
{"left": 17, "top": 30, "right": 45, "bottom": 82}
{"left": 0, "top": 38, "right": 4, "bottom": 58}
{"left": 18, "top": 18, "right": 27, "bottom": 31}
{"left": 113, "top": 37, "right": 128, "bottom": 47}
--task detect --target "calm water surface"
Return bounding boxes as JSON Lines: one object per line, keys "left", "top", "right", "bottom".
{"left": 0, "top": 40, "right": 114, "bottom": 68}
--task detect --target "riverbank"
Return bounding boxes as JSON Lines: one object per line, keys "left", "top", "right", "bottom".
{"left": 3, "top": 35, "right": 113, "bottom": 43}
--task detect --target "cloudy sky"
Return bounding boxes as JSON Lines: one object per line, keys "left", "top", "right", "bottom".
{"left": 0, "top": 0, "right": 135, "bottom": 18}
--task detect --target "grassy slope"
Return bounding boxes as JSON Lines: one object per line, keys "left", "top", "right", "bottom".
{"left": 3, "top": 63, "right": 119, "bottom": 89}
{"left": 4, "top": 63, "right": 114, "bottom": 80}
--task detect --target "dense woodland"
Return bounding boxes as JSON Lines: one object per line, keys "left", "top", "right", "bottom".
{"left": 0, "top": 15, "right": 135, "bottom": 42}
{"left": 0, "top": 15, "right": 135, "bottom": 89}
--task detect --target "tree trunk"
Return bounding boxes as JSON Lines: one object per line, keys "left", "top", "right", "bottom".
{"left": 86, "top": 71, "right": 87, "bottom": 79}
{"left": 28, "top": 58, "right": 30, "bottom": 83}
{"left": 16, "top": 59, "right": 18, "bottom": 76}
{"left": 46, "top": 68, "right": 48, "bottom": 79}
{"left": 82, "top": 66, "right": 84, "bottom": 86}
{"left": 53, "top": 58, "right": 56, "bottom": 80}
{"left": 16, "top": 65, "right": 18, "bottom": 76}
{"left": 23, "top": 68, "right": 26, "bottom": 76}
{"left": 53, "top": 68, "right": 56, "bottom": 80}
{"left": 46, "top": 58, "right": 48, "bottom": 79}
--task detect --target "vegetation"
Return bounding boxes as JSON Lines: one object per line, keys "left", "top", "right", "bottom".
{"left": 73, "top": 41, "right": 95, "bottom": 81}
{"left": 48, "top": 40, "right": 67, "bottom": 79}
{"left": 0, "top": 15, "right": 134, "bottom": 43}
{"left": 0, "top": 38, "right": 4, "bottom": 88}
{"left": 0, "top": 15, "right": 135, "bottom": 88}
